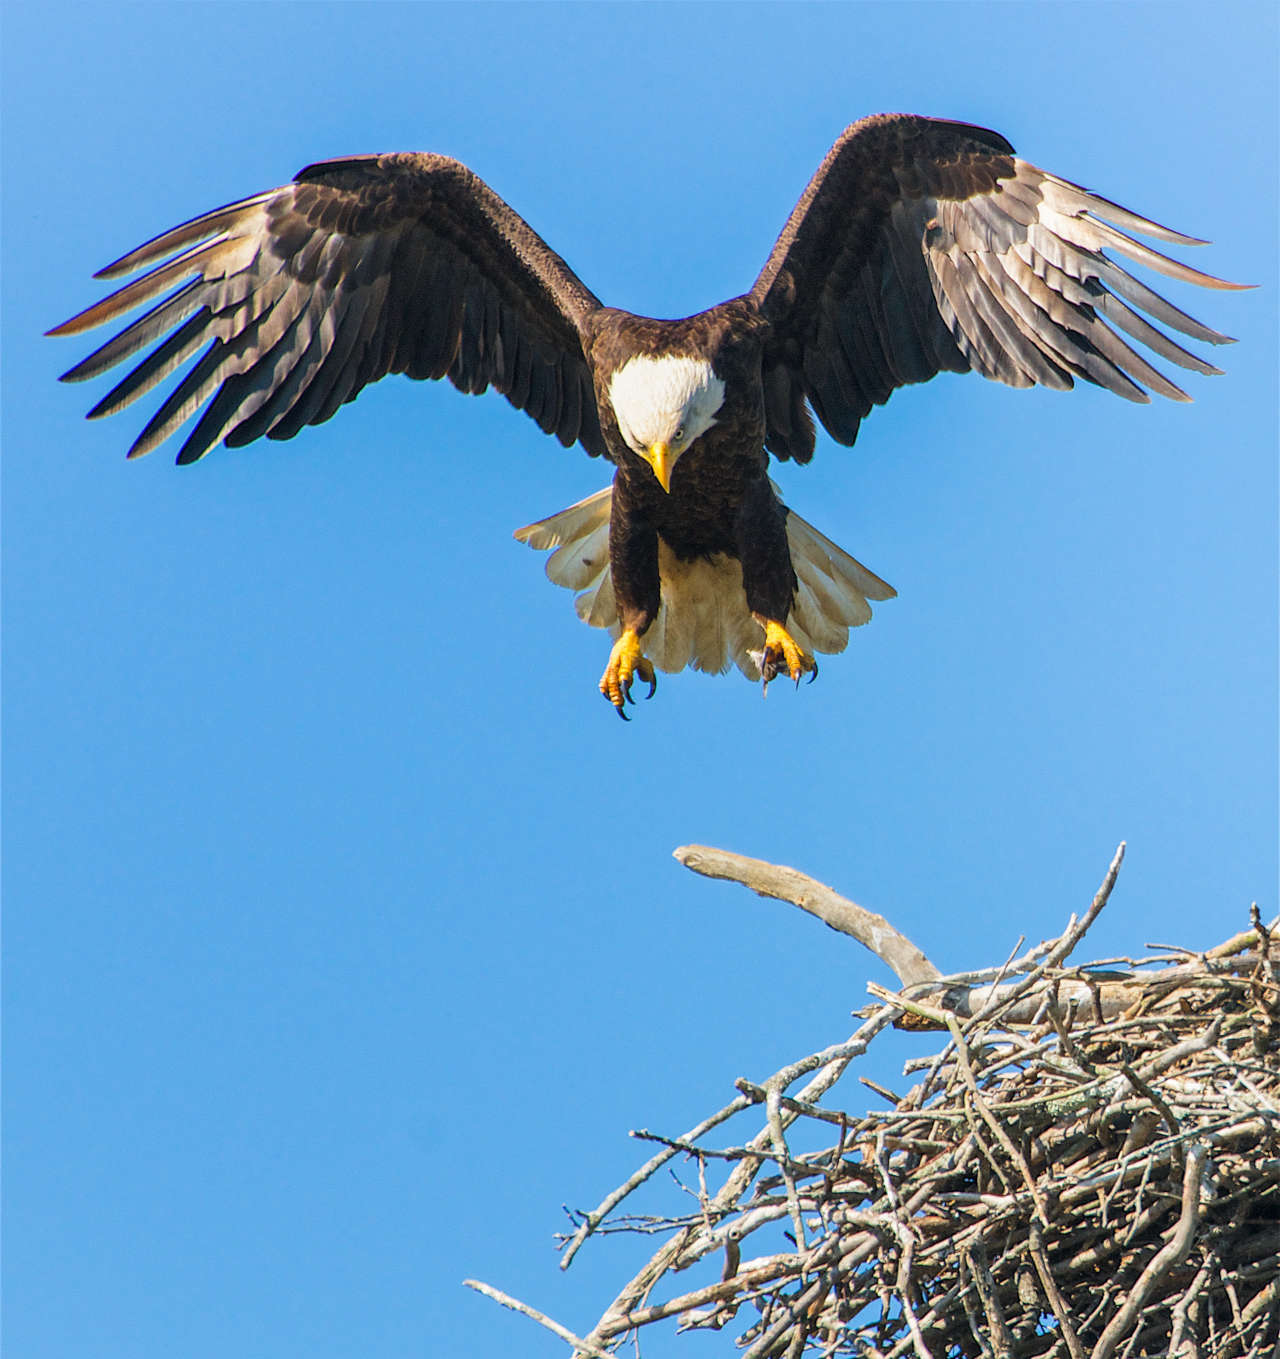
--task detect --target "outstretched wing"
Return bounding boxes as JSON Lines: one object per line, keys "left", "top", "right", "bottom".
{"left": 50, "top": 154, "right": 608, "bottom": 464}
{"left": 752, "top": 114, "right": 1246, "bottom": 462}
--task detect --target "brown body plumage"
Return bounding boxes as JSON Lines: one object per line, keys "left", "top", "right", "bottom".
{"left": 50, "top": 114, "right": 1243, "bottom": 715}
{"left": 586, "top": 303, "right": 798, "bottom": 640}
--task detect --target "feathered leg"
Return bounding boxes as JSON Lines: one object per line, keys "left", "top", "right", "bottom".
{"left": 739, "top": 478, "right": 816, "bottom": 688}
{"left": 600, "top": 488, "right": 660, "bottom": 717}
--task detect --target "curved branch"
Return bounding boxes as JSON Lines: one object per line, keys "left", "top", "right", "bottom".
{"left": 673, "top": 844, "right": 942, "bottom": 987}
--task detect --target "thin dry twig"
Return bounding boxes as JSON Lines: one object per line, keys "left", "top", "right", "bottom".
{"left": 462, "top": 1280, "right": 614, "bottom": 1359}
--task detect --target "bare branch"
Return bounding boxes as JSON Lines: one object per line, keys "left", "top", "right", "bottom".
{"left": 558, "top": 1092, "right": 753, "bottom": 1269}
{"left": 673, "top": 844, "right": 942, "bottom": 986}
{"left": 462, "top": 1280, "right": 615, "bottom": 1359}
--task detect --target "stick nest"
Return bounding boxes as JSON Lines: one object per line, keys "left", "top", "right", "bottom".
{"left": 474, "top": 851, "right": 1280, "bottom": 1358}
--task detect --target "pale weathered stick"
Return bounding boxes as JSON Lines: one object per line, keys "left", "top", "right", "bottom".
{"left": 674, "top": 844, "right": 942, "bottom": 987}
{"left": 462, "top": 1280, "right": 613, "bottom": 1359}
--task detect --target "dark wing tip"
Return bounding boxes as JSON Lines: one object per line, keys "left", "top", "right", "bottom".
{"left": 56, "top": 350, "right": 101, "bottom": 381}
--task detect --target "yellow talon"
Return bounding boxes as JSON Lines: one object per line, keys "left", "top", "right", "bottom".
{"left": 757, "top": 617, "right": 818, "bottom": 689}
{"left": 599, "top": 629, "right": 657, "bottom": 718}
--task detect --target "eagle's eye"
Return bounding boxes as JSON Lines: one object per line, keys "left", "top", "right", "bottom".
{"left": 674, "top": 426, "right": 686, "bottom": 443}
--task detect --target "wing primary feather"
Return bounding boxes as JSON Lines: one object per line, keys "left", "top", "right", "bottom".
{"left": 177, "top": 300, "right": 322, "bottom": 461}
{"left": 1089, "top": 287, "right": 1224, "bottom": 376}
{"left": 170, "top": 275, "right": 322, "bottom": 458}
{"left": 1037, "top": 173, "right": 1212, "bottom": 248}
{"left": 87, "top": 310, "right": 212, "bottom": 420}
{"left": 961, "top": 192, "right": 1030, "bottom": 253}
{"left": 933, "top": 251, "right": 1026, "bottom": 384}
{"left": 295, "top": 284, "right": 382, "bottom": 429}
{"left": 326, "top": 228, "right": 396, "bottom": 396}
{"left": 245, "top": 303, "right": 341, "bottom": 445}
{"left": 1022, "top": 246, "right": 1214, "bottom": 388}
{"left": 966, "top": 252, "right": 1081, "bottom": 389}
{"left": 200, "top": 281, "right": 320, "bottom": 447}
{"left": 90, "top": 193, "right": 274, "bottom": 281}
{"left": 58, "top": 279, "right": 204, "bottom": 382}
{"left": 276, "top": 241, "right": 381, "bottom": 428}
{"left": 265, "top": 291, "right": 364, "bottom": 434}
{"left": 1017, "top": 229, "right": 1233, "bottom": 346}
{"left": 956, "top": 255, "right": 1058, "bottom": 387}
{"left": 1066, "top": 212, "right": 1245, "bottom": 291}
{"left": 221, "top": 314, "right": 325, "bottom": 447}
{"left": 1002, "top": 245, "right": 1223, "bottom": 376}
{"left": 49, "top": 234, "right": 252, "bottom": 337}
{"left": 977, "top": 250, "right": 1171, "bottom": 399}
{"left": 125, "top": 340, "right": 227, "bottom": 459}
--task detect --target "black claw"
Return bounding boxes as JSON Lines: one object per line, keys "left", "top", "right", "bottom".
{"left": 616, "top": 703, "right": 630, "bottom": 721}
{"left": 807, "top": 659, "right": 819, "bottom": 684}
{"left": 644, "top": 673, "right": 657, "bottom": 701}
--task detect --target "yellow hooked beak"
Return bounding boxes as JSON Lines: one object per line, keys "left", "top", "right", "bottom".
{"left": 646, "top": 440, "right": 674, "bottom": 493}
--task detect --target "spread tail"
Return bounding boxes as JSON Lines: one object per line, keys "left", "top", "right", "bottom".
{"left": 514, "top": 485, "right": 895, "bottom": 681}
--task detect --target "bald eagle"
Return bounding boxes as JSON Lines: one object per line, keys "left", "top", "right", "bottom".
{"left": 51, "top": 114, "right": 1242, "bottom": 717}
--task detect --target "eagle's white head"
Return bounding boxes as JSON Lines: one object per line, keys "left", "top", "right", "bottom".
{"left": 608, "top": 354, "right": 726, "bottom": 492}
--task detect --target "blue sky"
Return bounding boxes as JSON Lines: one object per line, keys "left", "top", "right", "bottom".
{"left": 4, "top": 4, "right": 1276, "bottom": 1357}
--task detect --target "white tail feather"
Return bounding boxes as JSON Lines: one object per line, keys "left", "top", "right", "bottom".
{"left": 546, "top": 521, "right": 610, "bottom": 591}
{"left": 514, "top": 485, "right": 895, "bottom": 680}
{"left": 513, "top": 487, "right": 612, "bottom": 552}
